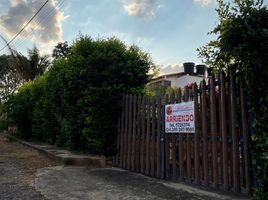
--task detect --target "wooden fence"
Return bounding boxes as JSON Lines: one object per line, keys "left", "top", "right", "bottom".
{"left": 114, "top": 70, "right": 251, "bottom": 194}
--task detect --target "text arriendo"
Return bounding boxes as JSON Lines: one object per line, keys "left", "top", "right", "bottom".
{"left": 165, "top": 101, "right": 195, "bottom": 133}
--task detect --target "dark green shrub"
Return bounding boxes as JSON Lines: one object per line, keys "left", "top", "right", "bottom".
{"left": 0, "top": 119, "right": 7, "bottom": 131}
{"left": 5, "top": 81, "right": 35, "bottom": 138}
{"left": 6, "top": 35, "right": 152, "bottom": 155}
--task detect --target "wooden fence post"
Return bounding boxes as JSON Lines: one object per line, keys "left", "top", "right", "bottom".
{"left": 169, "top": 91, "right": 177, "bottom": 180}
{"left": 135, "top": 95, "right": 142, "bottom": 172}
{"left": 184, "top": 87, "right": 192, "bottom": 182}
{"left": 150, "top": 97, "right": 156, "bottom": 177}
{"left": 210, "top": 75, "right": 219, "bottom": 189}
{"left": 240, "top": 81, "right": 251, "bottom": 194}
{"left": 177, "top": 88, "right": 184, "bottom": 181}
{"left": 116, "top": 115, "right": 121, "bottom": 165}
{"left": 127, "top": 94, "right": 133, "bottom": 170}
{"left": 123, "top": 95, "right": 129, "bottom": 169}
{"left": 120, "top": 96, "right": 125, "bottom": 167}
{"left": 156, "top": 96, "right": 162, "bottom": 178}
{"left": 145, "top": 96, "right": 151, "bottom": 175}
{"left": 201, "top": 80, "right": 209, "bottom": 187}
{"left": 220, "top": 71, "right": 229, "bottom": 191}
{"left": 193, "top": 83, "right": 200, "bottom": 185}
{"left": 165, "top": 94, "right": 170, "bottom": 179}
{"left": 230, "top": 71, "right": 240, "bottom": 192}
{"left": 140, "top": 96, "right": 146, "bottom": 173}
{"left": 131, "top": 95, "right": 137, "bottom": 171}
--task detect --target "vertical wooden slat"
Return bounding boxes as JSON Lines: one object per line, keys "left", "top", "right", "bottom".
{"left": 201, "top": 80, "right": 209, "bottom": 187}
{"left": 120, "top": 96, "right": 125, "bottom": 167}
{"left": 210, "top": 75, "right": 219, "bottom": 189}
{"left": 217, "top": 77, "right": 223, "bottom": 185}
{"left": 131, "top": 95, "right": 137, "bottom": 171}
{"left": 145, "top": 96, "right": 151, "bottom": 175}
{"left": 140, "top": 96, "right": 146, "bottom": 173}
{"left": 116, "top": 116, "right": 120, "bottom": 165}
{"left": 230, "top": 71, "right": 240, "bottom": 192}
{"left": 127, "top": 94, "right": 133, "bottom": 170}
{"left": 150, "top": 97, "right": 156, "bottom": 177}
{"left": 156, "top": 96, "right": 161, "bottom": 178}
{"left": 123, "top": 95, "right": 129, "bottom": 169}
{"left": 161, "top": 95, "right": 166, "bottom": 179}
{"left": 165, "top": 94, "right": 170, "bottom": 179}
{"left": 227, "top": 76, "right": 233, "bottom": 187}
{"left": 240, "top": 82, "right": 251, "bottom": 194}
{"left": 135, "top": 95, "right": 142, "bottom": 172}
{"left": 184, "top": 87, "right": 191, "bottom": 182}
{"left": 189, "top": 88, "right": 194, "bottom": 180}
{"left": 170, "top": 91, "right": 177, "bottom": 180}
{"left": 193, "top": 83, "right": 200, "bottom": 185}
{"left": 177, "top": 88, "right": 184, "bottom": 180}
{"left": 220, "top": 71, "right": 229, "bottom": 191}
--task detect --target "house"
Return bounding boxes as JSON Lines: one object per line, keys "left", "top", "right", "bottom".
{"left": 148, "top": 63, "right": 210, "bottom": 90}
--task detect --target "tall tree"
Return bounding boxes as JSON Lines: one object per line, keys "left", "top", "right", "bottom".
{"left": 0, "top": 55, "right": 22, "bottom": 101}
{"left": 198, "top": 0, "right": 268, "bottom": 198}
{"left": 6, "top": 35, "right": 154, "bottom": 156}
{"left": 11, "top": 46, "right": 50, "bottom": 81}
{"left": 52, "top": 41, "right": 71, "bottom": 59}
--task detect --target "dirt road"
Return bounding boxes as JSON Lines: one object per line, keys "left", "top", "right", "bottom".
{"left": 0, "top": 134, "right": 249, "bottom": 200}
{"left": 0, "top": 134, "right": 57, "bottom": 200}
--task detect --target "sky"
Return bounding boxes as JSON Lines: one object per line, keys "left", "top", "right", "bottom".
{"left": 0, "top": 0, "right": 267, "bottom": 74}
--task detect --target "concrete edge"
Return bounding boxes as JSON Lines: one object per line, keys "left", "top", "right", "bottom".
{"left": 108, "top": 168, "right": 251, "bottom": 200}
{"left": 4, "top": 133, "right": 107, "bottom": 168}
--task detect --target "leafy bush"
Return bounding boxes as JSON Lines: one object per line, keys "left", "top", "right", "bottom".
{"left": 0, "top": 116, "right": 7, "bottom": 131}
{"left": 5, "top": 35, "right": 152, "bottom": 155}
{"left": 198, "top": 0, "right": 268, "bottom": 197}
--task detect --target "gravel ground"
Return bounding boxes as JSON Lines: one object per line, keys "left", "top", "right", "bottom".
{"left": 0, "top": 134, "right": 58, "bottom": 200}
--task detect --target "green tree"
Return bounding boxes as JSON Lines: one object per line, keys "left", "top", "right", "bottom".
{"left": 0, "top": 54, "right": 22, "bottom": 101}
{"left": 52, "top": 41, "right": 71, "bottom": 59}
{"left": 6, "top": 35, "right": 153, "bottom": 156}
{"left": 11, "top": 46, "right": 50, "bottom": 81}
{"left": 198, "top": 0, "right": 268, "bottom": 198}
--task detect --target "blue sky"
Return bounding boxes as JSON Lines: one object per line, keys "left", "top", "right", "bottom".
{"left": 62, "top": 0, "right": 218, "bottom": 73}
{"left": 0, "top": 0, "right": 267, "bottom": 74}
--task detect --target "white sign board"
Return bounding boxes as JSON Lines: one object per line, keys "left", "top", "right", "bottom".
{"left": 165, "top": 101, "right": 195, "bottom": 133}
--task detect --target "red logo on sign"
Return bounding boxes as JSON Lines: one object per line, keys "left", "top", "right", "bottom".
{"left": 166, "top": 106, "right": 172, "bottom": 115}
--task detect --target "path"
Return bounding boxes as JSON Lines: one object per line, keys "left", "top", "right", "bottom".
{"left": 35, "top": 166, "right": 244, "bottom": 200}
{"left": 0, "top": 134, "right": 56, "bottom": 200}
{"left": 0, "top": 134, "right": 249, "bottom": 200}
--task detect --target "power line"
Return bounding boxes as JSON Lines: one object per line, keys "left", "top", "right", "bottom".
{"left": 0, "top": 0, "right": 50, "bottom": 52}
{"left": 9, "top": 0, "right": 66, "bottom": 52}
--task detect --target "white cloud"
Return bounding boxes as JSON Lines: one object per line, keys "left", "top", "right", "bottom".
{"left": 10, "top": 0, "right": 26, "bottom": 7}
{"left": 158, "top": 63, "right": 184, "bottom": 75}
{"left": 193, "top": 0, "right": 214, "bottom": 6}
{"left": 123, "top": 0, "right": 158, "bottom": 20}
{"left": 0, "top": 0, "right": 64, "bottom": 53}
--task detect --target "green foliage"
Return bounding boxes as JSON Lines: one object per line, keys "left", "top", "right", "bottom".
{"left": 52, "top": 41, "right": 71, "bottom": 59}
{"left": 0, "top": 45, "right": 50, "bottom": 102}
{"left": 5, "top": 35, "right": 152, "bottom": 156}
{"left": 0, "top": 119, "right": 7, "bottom": 131}
{"left": 145, "top": 85, "right": 178, "bottom": 97}
{"left": 5, "top": 81, "right": 35, "bottom": 138}
{"left": 0, "top": 54, "right": 22, "bottom": 101}
{"left": 9, "top": 46, "right": 50, "bottom": 82}
{"left": 198, "top": 0, "right": 268, "bottom": 198}
{"left": 0, "top": 103, "right": 7, "bottom": 131}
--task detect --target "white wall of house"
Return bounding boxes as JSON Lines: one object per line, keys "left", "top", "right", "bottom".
{"left": 171, "top": 74, "right": 205, "bottom": 88}
{"left": 149, "top": 73, "right": 207, "bottom": 89}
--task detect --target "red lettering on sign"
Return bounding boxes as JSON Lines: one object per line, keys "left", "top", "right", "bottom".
{"left": 166, "top": 114, "right": 194, "bottom": 122}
